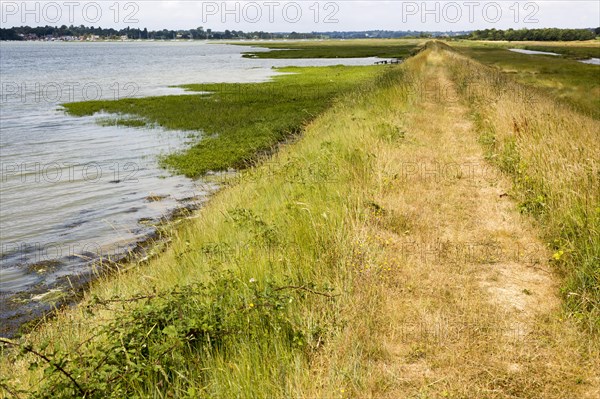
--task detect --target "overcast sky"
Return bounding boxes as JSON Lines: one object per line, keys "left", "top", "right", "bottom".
{"left": 2, "top": 1, "right": 599, "bottom": 32}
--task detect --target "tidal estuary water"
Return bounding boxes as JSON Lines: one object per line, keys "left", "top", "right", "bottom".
{"left": 0, "top": 41, "right": 377, "bottom": 336}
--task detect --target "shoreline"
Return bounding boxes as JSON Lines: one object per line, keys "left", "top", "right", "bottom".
{"left": 0, "top": 46, "right": 391, "bottom": 337}
{"left": 0, "top": 188, "right": 219, "bottom": 339}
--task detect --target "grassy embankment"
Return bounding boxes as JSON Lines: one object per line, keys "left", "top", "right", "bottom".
{"left": 1, "top": 42, "right": 599, "bottom": 397}
{"left": 235, "top": 38, "right": 422, "bottom": 59}
{"left": 453, "top": 40, "right": 600, "bottom": 118}
{"left": 1, "top": 62, "right": 404, "bottom": 397}
{"left": 447, "top": 42, "right": 600, "bottom": 329}
{"left": 445, "top": 44, "right": 600, "bottom": 333}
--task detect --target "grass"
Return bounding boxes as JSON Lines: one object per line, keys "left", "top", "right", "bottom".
{"left": 1, "top": 64, "right": 407, "bottom": 398}
{"left": 446, "top": 44, "right": 600, "bottom": 333}
{"left": 516, "top": 45, "right": 600, "bottom": 59}
{"left": 97, "top": 116, "right": 148, "bottom": 128}
{"left": 63, "top": 65, "right": 385, "bottom": 178}
{"left": 2, "top": 41, "right": 599, "bottom": 398}
{"left": 452, "top": 40, "right": 600, "bottom": 118}
{"left": 235, "top": 38, "right": 422, "bottom": 59}
{"left": 459, "top": 39, "right": 600, "bottom": 59}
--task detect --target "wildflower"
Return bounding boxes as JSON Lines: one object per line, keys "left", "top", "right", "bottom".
{"left": 249, "top": 278, "right": 256, "bottom": 283}
{"left": 552, "top": 250, "right": 564, "bottom": 261}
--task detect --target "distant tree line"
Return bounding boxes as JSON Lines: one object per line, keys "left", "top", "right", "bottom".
{"left": 0, "top": 25, "right": 321, "bottom": 41}
{"left": 0, "top": 26, "right": 469, "bottom": 41}
{"left": 465, "top": 28, "right": 600, "bottom": 41}
{"left": 2, "top": 25, "right": 599, "bottom": 42}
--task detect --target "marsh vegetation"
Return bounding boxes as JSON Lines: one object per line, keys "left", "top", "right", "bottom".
{"left": 64, "top": 65, "right": 384, "bottom": 177}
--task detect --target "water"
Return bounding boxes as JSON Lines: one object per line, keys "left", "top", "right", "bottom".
{"left": 0, "top": 41, "right": 378, "bottom": 335}
{"left": 508, "top": 48, "right": 599, "bottom": 65}
{"left": 579, "top": 58, "right": 600, "bottom": 65}
{"left": 509, "top": 48, "right": 560, "bottom": 56}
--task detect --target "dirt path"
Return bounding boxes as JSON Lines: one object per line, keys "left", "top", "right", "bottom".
{"left": 355, "top": 49, "right": 599, "bottom": 398}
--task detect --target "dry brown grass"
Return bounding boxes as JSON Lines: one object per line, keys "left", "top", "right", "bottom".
{"left": 446, "top": 47, "right": 600, "bottom": 330}
{"left": 301, "top": 46, "right": 600, "bottom": 398}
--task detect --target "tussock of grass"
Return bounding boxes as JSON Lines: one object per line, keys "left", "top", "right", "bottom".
{"left": 63, "top": 65, "right": 384, "bottom": 177}
{"left": 97, "top": 116, "right": 148, "bottom": 128}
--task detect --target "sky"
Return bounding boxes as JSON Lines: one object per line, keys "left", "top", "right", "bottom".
{"left": 1, "top": 1, "right": 599, "bottom": 32}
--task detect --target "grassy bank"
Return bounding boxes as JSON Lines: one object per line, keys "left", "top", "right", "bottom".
{"left": 446, "top": 46, "right": 600, "bottom": 332}
{"left": 236, "top": 38, "right": 422, "bottom": 59}
{"left": 63, "top": 65, "right": 383, "bottom": 177}
{"left": 453, "top": 41, "right": 600, "bottom": 118}
{"left": 2, "top": 43, "right": 599, "bottom": 398}
{"left": 2, "top": 64, "right": 405, "bottom": 398}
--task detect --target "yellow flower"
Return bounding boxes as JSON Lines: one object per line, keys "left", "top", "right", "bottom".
{"left": 552, "top": 250, "right": 564, "bottom": 261}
